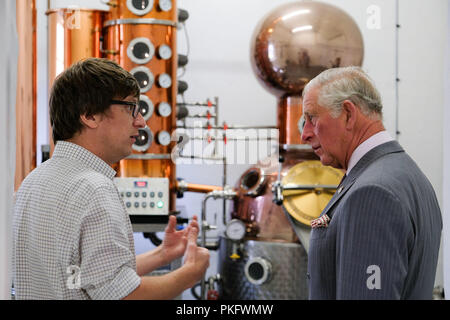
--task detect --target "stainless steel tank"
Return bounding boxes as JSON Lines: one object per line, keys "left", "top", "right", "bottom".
{"left": 218, "top": 1, "right": 363, "bottom": 300}
{"left": 218, "top": 237, "right": 308, "bottom": 300}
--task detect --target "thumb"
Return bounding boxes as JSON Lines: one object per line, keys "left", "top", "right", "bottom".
{"left": 187, "top": 226, "right": 199, "bottom": 246}
{"left": 184, "top": 227, "right": 199, "bottom": 261}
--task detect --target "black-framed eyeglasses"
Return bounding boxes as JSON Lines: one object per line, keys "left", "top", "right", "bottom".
{"left": 110, "top": 100, "right": 141, "bottom": 118}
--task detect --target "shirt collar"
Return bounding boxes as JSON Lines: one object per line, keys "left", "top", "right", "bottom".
{"left": 52, "top": 141, "right": 117, "bottom": 180}
{"left": 346, "top": 131, "right": 394, "bottom": 176}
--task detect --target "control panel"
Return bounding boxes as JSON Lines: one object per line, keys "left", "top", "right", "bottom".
{"left": 114, "top": 177, "right": 169, "bottom": 215}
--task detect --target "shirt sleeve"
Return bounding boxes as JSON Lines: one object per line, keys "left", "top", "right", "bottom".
{"left": 335, "top": 185, "right": 414, "bottom": 299}
{"left": 78, "top": 185, "right": 141, "bottom": 300}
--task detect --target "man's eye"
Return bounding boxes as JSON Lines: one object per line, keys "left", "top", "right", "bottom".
{"left": 298, "top": 115, "right": 306, "bottom": 134}
{"left": 309, "top": 115, "right": 317, "bottom": 125}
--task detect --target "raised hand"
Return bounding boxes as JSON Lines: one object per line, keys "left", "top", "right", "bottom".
{"left": 182, "top": 224, "right": 210, "bottom": 287}
{"left": 161, "top": 215, "right": 199, "bottom": 263}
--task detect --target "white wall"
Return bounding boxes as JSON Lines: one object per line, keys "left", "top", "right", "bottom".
{"left": 443, "top": 0, "right": 450, "bottom": 300}
{"left": 0, "top": 0, "right": 18, "bottom": 300}
{"left": 177, "top": 0, "right": 397, "bottom": 134}
{"left": 396, "top": 0, "right": 448, "bottom": 292}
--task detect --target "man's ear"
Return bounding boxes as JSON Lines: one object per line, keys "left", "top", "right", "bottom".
{"left": 80, "top": 113, "right": 101, "bottom": 129}
{"left": 342, "top": 100, "right": 358, "bottom": 130}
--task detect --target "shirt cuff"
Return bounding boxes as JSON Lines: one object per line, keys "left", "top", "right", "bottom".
{"left": 87, "top": 266, "right": 141, "bottom": 300}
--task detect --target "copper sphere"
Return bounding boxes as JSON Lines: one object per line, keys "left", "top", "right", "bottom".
{"left": 250, "top": 1, "right": 364, "bottom": 97}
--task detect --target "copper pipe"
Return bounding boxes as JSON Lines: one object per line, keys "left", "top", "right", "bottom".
{"left": 277, "top": 95, "right": 304, "bottom": 146}
{"left": 176, "top": 180, "right": 223, "bottom": 194}
{"left": 15, "top": 0, "right": 37, "bottom": 190}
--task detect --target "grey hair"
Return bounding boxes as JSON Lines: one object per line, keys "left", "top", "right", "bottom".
{"left": 302, "top": 66, "right": 383, "bottom": 120}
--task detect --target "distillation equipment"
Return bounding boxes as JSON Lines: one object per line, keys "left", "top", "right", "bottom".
{"left": 43, "top": 0, "right": 363, "bottom": 300}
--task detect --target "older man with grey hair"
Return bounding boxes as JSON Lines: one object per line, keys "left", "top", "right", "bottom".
{"left": 300, "top": 66, "right": 442, "bottom": 299}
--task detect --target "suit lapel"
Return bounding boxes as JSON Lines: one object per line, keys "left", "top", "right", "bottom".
{"left": 319, "top": 140, "right": 404, "bottom": 219}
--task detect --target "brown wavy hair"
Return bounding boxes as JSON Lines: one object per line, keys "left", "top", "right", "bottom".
{"left": 49, "top": 58, "right": 140, "bottom": 143}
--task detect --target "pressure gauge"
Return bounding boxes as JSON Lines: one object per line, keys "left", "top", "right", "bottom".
{"left": 157, "top": 44, "right": 172, "bottom": 60}
{"left": 157, "top": 130, "right": 171, "bottom": 146}
{"left": 157, "top": 102, "right": 172, "bottom": 117}
{"left": 225, "top": 219, "right": 246, "bottom": 241}
{"left": 157, "top": 73, "right": 172, "bottom": 88}
{"left": 159, "top": 0, "right": 172, "bottom": 11}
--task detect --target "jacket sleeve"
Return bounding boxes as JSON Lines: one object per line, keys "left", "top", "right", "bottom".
{"left": 335, "top": 185, "right": 414, "bottom": 299}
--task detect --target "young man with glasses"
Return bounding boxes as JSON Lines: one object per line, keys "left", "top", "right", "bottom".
{"left": 12, "top": 58, "right": 210, "bottom": 300}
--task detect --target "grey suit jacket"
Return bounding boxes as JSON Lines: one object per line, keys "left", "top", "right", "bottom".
{"left": 308, "top": 141, "right": 442, "bottom": 299}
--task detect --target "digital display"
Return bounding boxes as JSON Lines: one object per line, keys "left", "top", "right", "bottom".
{"left": 134, "top": 181, "right": 148, "bottom": 188}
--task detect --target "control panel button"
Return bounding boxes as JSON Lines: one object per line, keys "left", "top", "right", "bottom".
{"left": 114, "top": 177, "right": 169, "bottom": 216}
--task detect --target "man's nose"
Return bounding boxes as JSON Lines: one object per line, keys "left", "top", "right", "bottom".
{"left": 301, "top": 122, "right": 313, "bottom": 143}
{"left": 134, "top": 112, "right": 146, "bottom": 128}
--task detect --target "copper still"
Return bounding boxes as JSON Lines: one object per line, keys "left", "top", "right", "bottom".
{"left": 235, "top": 0, "right": 363, "bottom": 245}
{"left": 47, "top": 8, "right": 105, "bottom": 91}
{"left": 103, "top": 0, "right": 178, "bottom": 212}
{"left": 46, "top": 1, "right": 179, "bottom": 213}
{"left": 219, "top": 1, "right": 364, "bottom": 300}
{"left": 46, "top": 7, "right": 107, "bottom": 154}
{"left": 15, "top": 0, "right": 37, "bottom": 191}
